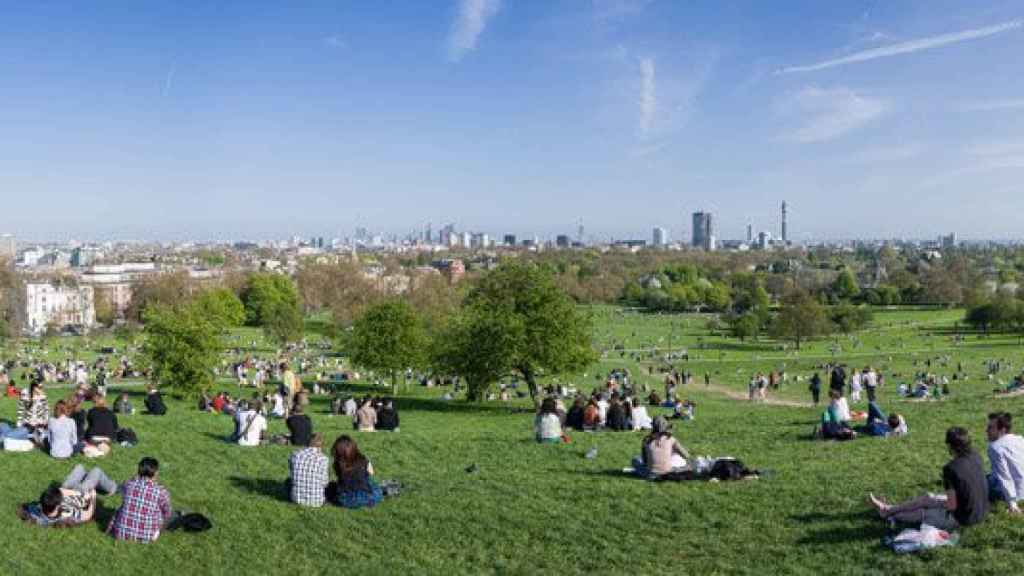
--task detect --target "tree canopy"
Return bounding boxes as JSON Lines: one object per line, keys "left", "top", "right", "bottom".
{"left": 241, "top": 273, "right": 304, "bottom": 343}
{"left": 348, "top": 299, "right": 428, "bottom": 393}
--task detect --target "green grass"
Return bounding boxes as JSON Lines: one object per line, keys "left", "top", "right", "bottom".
{"left": 4, "top": 307, "right": 1024, "bottom": 575}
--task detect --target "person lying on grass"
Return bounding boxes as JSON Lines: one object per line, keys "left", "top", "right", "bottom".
{"left": 109, "top": 457, "right": 173, "bottom": 542}
{"left": 986, "top": 412, "right": 1024, "bottom": 514}
{"left": 22, "top": 464, "right": 118, "bottom": 527}
{"left": 331, "top": 435, "right": 383, "bottom": 509}
{"left": 869, "top": 427, "right": 988, "bottom": 531}
{"left": 288, "top": 433, "right": 329, "bottom": 507}
{"left": 535, "top": 398, "right": 563, "bottom": 443}
{"left": 631, "top": 416, "right": 691, "bottom": 478}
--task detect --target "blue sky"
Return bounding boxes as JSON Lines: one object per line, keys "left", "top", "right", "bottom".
{"left": 1, "top": 0, "right": 1022, "bottom": 242}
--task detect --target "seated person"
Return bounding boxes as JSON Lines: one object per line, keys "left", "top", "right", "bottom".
{"left": 376, "top": 399, "right": 399, "bottom": 432}
{"left": 211, "top": 392, "right": 227, "bottom": 413}
{"left": 22, "top": 464, "right": 118, "bottom": 527}
{"left": 343, "top": 396, "right": 358, "bottom": 417}
{"left": 582, "top": 398, "right": 601, "bottom": 430}
{"left": 114, "top": 393, "right": 134, "bottom": 415}
{"left": 987, "top": 412, "right": 1024, "bottom": 513}
{"left": 631, "top": 399, "right": 653, "bottom": 430}
{"left": 85, "top": 397, "right": 118, "bottom": 443}
{"left": 605, "top": 395, "right": 628, "bottom": 432}
{"left": 47, "top": 401, "right": 78, "bottom": 459}
{"left": 108, "top": 457, "right": 172, "bottom": 542}
{"left": 565, "top": 397, "right": 585, "bottom": 431}
{"left": 144, "top": 387, "right": 166, "bottom": 415}
{"left": 632, "top": 417, "right": 691, "bottom": 477}
{"left": 331, "top": 435, "right": 383, "bottom": 509}
{"left": 534, "top": 398, "right": 563, "bottom": 443}
{"left": 235, "top": 400, "right": 267, "bottom": 446}
{"left": 197, "top": 393, "right": 212, "bottom": 412}
{"left": 821, "top": 390, "right": 856, "bottom": 440}
{"left": 270, "top": 391, "right": 286, "bottom": 418}
{"left": 355, "top": 399, "right": 377, "bottom": 432}
{"left": 869, "top": 427, "right": 989, "bottom": 531}
{"left": 286, "top": 404, "right": 313, "bottom": 446}
{"left": 288, "top": 433, "right": 329, "bottom": 507}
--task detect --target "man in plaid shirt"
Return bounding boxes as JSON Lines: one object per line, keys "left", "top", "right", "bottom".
{"left": 288, "top": 433, "right": 328, "bottom": 507}
{"left": 109, "top": 457, "right": 172, "bottom": 542}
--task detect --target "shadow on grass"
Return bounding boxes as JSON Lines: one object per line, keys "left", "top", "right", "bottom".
{"left": 795, "top": 523, "right": 883, "bottom": 545}
{"left": 94, "top": 503, "right": 117, "bottom": 533}
{"left": 392, "top": 397, "right": 529, "bottom": 415}
{"left": 229, "top": 476, "right": 289, "bottom": 503}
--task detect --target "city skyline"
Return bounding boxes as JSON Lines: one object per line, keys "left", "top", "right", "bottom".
{"left": 1, "top": 1, "right": 1023, "bottom": 240}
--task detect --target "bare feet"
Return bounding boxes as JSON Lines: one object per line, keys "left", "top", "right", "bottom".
{"left": 869, "top": 493, "right": 891, "bottom": 517}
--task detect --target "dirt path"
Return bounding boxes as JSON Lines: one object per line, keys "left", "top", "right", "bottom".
{"left": 701, "top": 383, "right": 813, "bottom": 408}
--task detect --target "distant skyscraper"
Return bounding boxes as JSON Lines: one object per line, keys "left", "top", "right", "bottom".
{"left": 746, "top": 224, "right": 753, "bottom": 244}
{"left": 577, "top": 218, "right": 585, "bottom": 246}
{"left": 940, "top": 233, "right": 957, "bottom": 249}
{"left": 781, "top": 201, "right": 788, "bottom": 243}
{"left": 757, "top": 231, "right": 772, "bottom": 250}
{"left": 460, "top": 232, "right": 472, "bottom": 248}
{"left": 691, "top": 212, "right": 714, "bottom": 251}
{"left": 652, "top": 227, "right": 669, "bottom": 247}
{"left": 503, "top": 234, "right": 517, "bottom": 247}
{"left": 555, "top": 235, "right": 571, "bottom": 248}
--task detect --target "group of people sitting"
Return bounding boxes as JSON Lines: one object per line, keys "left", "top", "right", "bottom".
{"left": 1, "top": 382, "right": 161, "bottom": 456}
{"left": 818, "top": 390, "right": 907, "bottom": 441}
{"left": 869, "top": 413, "right": 1024, "bottom": 532}
{"left": 330, "top": 395, "right": 400, "bottom": 432}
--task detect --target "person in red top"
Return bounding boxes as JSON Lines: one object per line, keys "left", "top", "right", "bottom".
{"left": 211, "top": 393, "right": 226, "bottom": 413}
{"left": 5, "top": 383, "right": 18, "bottom": 398}
{"left": 109, "top": 457, "right": 172, "bottom": 543}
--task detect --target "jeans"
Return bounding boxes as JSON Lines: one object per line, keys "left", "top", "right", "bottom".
{"left": 867, "top": 386, "right": 877, "bottom": 402}
{"left": 0, "top": 423, "right": 31, "bottom": 440}
{"left": 62, "top": 464, "right": 118, "bottom": 495}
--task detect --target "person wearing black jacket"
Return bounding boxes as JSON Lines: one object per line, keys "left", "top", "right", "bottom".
{"left": 809, "top": 373, "right": 822, "bottom": 405}
{"left": 565, "top": 397, "right": 585, "bottom": 431}
{"left": 376, "top": 399, "right": 400, "bottom": 432}
{"left": 144, "top": 387, "right": 167, "bottom": 415}
{"left": 829, "top": 365, "right": 846, "bottom": 395}
{"left": 606, "top": 396, "right": 628, "bottom": 431}
{"left": 286, "top": 405, "right": 313, "bottom": 446}
{"left": 86, "top": 397, "right": 118, "bottom": 441}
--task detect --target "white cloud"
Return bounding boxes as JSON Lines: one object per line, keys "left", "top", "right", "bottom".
{"left": 778, "top": 19, "right": 1023, "bottom": 74}
{"left": 638, "top": 57, "right": 656, "bottom": 136}
{"left": 447, "top": 0, "right": 501, "bottom": 63}
{"left": 780, "top": 86, "right": 887, "bottom": 143}
{"left": 963, "top": 99, "right": 1024, "bottom": 112}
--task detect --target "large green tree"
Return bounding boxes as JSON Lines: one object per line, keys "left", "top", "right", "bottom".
{"left": 241, "top": 273, "right": 304, "bottom": 343}
{"left": 142, "top": 302, "right": 223, "bottom": 397}
{"left": 435, "top": 261, "right": 596, "bottom": 402}
{"left": 348, "top": 299, "right": 427, "bottom": 393}
{"left": 771, "top": 288, "right": 833, "bottom": 350}
{"left": 194, "top": 287, "right": 246, "bottom": 328}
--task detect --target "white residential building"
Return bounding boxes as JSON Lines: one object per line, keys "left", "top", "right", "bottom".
{"left": 25, "top": 282, "right": 96, "bottom": 334}
{"left": 653, "top": 227, "right": 669, "bottom": 247}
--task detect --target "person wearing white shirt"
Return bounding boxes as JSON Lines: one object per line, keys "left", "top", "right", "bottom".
{"left": 596, "top": 398, "right": 609, "bottom": 426}
{"left": 864, "top": 368, "right": 878, "bottom": 402}
{"left": 631, "top": 401, "right": 653, "bottom": 430}
{"left": 236, "top": 402, "right": 267, "bottom": 447}
{"left": 343, "top": 397, "right": 357, "bottom": 417}
{"left": 270, "top": 392, "right": 286, "bottom": 418}
{"left": 987, "top": 412, "right": 1024, "bottom": 514}
{"left": 850, "top": 371, "right": 862, "bottom": 403}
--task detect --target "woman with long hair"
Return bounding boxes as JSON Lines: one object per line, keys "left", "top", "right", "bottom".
{"left": 331, "top": 435, "right": 382, "bottom": 509}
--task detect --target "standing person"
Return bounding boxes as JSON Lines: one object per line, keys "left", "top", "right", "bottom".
{"left": 987, "top": 412, "right": 1024, "bottom": 514}
{"left": 809, "top": 372, "right": 822, "bottom": 406}
{"left": 704, "top": 372, "right": 710, "bottom": 387}
{"left": 288, "top": 433, "right": 329, "bottom": 507}
{"left": 864, "top": 367, "right": 879, "bottom": 402}
{"left": 108, "top": 457, "right": 173, "bottom": 543}
{"left": 281, "top": 362, "right": 300, "bottom": 418}
{"left": 830, "top": 364, "right": 846, "bottom": 396}
{"left": 850, "top": 370, "right": 863, "bottom": 403}
{"left": 869, "top": 427, "right": 989, "bottom": 530}
{"left": 331, "top": 435, "right": 383, "bottom": 509}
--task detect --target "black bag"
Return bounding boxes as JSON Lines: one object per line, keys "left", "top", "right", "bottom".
{"left": 116, "top": 428, "right": 138, "bottom": 445}
{"left": 169, "top": 512, "right": 212, "bottom": 532}
{"left": 709, "top": 458, "right": 750, "bottom": 481}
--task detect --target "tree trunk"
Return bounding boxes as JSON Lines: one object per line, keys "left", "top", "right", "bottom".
{"left": 522, "top": 366, "right": 539, "bottom": 406}
{"left": 391, "top": 371, "right": 397, "bottom": 396}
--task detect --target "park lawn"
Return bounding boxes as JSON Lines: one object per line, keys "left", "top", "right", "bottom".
{"left": 2, "top": 307, "right": 1024, "bottom": 575}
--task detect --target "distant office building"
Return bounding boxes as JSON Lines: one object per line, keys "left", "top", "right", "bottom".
{"left": 503, "top": 234, "right": 517, "bottom": 247}
{"left": 940, "top": 233, "right": 957, "bottom": 249}
{"left": 746, "top": 224, "right": 753, "bottom": 244}
{"left": 652, "top": 227, "right": 669, "bottom": 247}
{"left": 757, "top": 231, "right": 772, "bottom": 250}
{"left": 781, "top": 201, "right": 788, "bottom": 243}
{"left": 555, "top": 235, "right": 571, "bottom": 248}
{"left": 692, "top": 212, "right": 714, "bottom": 251}
{"left": 613, "top": 239, "right": 647, "bottom": 249}
{"left": 460, "top": 232, "right": 472, "bottom": 248}
{"left": 470, "top": 233, "right": 489, "bottom": 249}
{"left": 71, "top": 247, "right": 101, "bottom": 268}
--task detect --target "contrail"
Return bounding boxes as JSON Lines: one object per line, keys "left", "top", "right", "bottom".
{"left": 778, "top": 19, "right": 1023, "bottom": 74}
